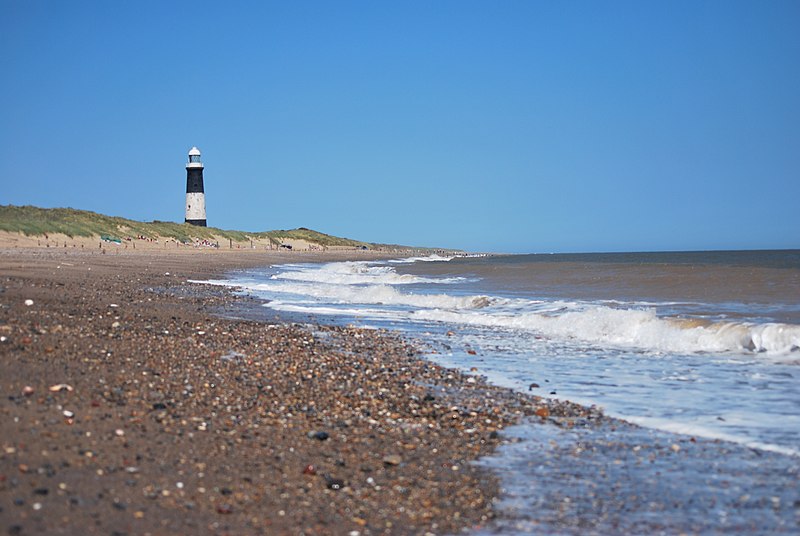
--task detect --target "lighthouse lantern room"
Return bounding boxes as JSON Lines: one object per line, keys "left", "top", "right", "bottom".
{"left": 185, "top": 146, "right": 207, "bottom": 226}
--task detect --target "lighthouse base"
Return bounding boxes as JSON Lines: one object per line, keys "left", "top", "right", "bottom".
{"left": 185, "top": 218, "right": 207, "bottom": 227}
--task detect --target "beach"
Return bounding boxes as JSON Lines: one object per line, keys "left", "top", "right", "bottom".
{"left": 203, "top": 250, "right": 800, "bottom": 533}
{"left": 3, "top": 246, "right": 798, "bottom": 535}
{"left": 0, "top": 247, "right": 597, "bottom": 535}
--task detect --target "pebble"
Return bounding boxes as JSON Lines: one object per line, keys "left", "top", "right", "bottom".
{"left": 325, "top": 476, "right": 345, "bottom": 490}
{"left": 382, "top": 455, "right": 402, "bottom": 466}
{"left": 302, "top": 464, "right": 317, "bottom": 476}
{"left": 24, "top": 299, "right": 34, "bottom": 306}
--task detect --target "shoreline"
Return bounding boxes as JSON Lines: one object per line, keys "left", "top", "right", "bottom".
{"left": 0, "top": 248, "right": 599, "bottom": 535}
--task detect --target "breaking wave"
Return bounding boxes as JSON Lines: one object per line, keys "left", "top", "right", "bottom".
{"left": 269, "top": 260, "right": 465, "bottom": 285}
{"left": 411, "top": 305, "right": 800, "bottom": 357}
{"left": 195, "top": 259, "right": 800, "bottom": 357}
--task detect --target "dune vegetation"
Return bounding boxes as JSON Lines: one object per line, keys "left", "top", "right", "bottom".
{"left": 0, "top": 205, "right": 377, "bottom": 248}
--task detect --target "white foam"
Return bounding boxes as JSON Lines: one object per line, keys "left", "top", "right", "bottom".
{"left": 271, "top": 260, "right": 464, "bottom": 285}
{"left": 241, "top": 279, "right": 493, "bottom": 311}
{"left": 411, "top": 305, "right": 800, "bottom": 357}
{"left": 625, "top": 415, "right": 800, "bottom": 457}
{"left": 388, "top": 254, "right": 456, "bottom": 264}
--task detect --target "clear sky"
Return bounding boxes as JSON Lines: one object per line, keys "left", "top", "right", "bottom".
{"left": 1, "top": 1, "right": 798, "bottom": 253}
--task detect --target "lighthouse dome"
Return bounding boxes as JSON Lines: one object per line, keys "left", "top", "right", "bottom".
{"left": 187, "top": 146, "right": 203, "bottom": 168}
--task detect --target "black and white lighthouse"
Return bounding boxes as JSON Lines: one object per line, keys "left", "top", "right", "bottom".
{"left": 185, "top": 146, "right": 207, "bottom": 226}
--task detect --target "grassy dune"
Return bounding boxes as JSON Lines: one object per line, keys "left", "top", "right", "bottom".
{"left": 0, "top": 205, "right": 379, "bottom": 248}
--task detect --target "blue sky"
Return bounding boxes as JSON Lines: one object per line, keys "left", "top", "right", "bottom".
{"left": 1, "top": 1, "right": 798, "bottom": 253}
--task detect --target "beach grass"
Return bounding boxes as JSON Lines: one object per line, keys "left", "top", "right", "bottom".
{"left": 0, "top": 205, "right": 374, "bottom": 248}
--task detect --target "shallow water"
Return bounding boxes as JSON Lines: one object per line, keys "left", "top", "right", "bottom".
{"left": 474, "top": 418, "right": 800, "bottom": 535}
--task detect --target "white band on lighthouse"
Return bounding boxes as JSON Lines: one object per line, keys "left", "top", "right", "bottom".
{"left": 185, "top": 192, "right": 206, "bottom": 223}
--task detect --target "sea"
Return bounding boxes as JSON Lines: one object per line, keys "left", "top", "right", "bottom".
{"left": 196, "top": 250, "right": 800, "bottom": 534}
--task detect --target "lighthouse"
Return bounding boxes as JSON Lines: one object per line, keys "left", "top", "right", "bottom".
{"left": 185, "top": 146, "right": 207, "bottom": 226}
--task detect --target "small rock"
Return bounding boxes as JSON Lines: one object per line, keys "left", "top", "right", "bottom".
{"left": 24, "top": 299, "right": 34, "bottom": 306}
{"left": 325, "top": 477, "right": 345, "bottom": 490}
{"left": 310, "top": 431, "right": 329, "bottom": 441}
{"left": 382, "top": 455, "right": 402, "bottom": 466}
{"left": 49, "top": 384, "right": 74, "bottom": 392}
{"left": 22, "top": 386, "right": 35, "bottom": 397}
{"left": 216, "top": 504, "right": 233, "bottom": 514}
{"left": 302, "top": 464, "right": 317, "bottom": 476}
{"left": 528, "top": 383, "right": 540, "bottom": 390}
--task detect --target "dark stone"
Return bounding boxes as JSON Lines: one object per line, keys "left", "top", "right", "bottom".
{"left": 325, "top": 477, "right": 345, "bottom": 490}
{"left": 313, "top": 431, "right": 329, "bottom": 441}
{"left": 151, "top": 403, "right": 167, "bottom": 410}
{"left": 33, "top": 488, "right": 48, "bottom": 495}
{"left": 528, "top": 383, "right": 540, "bottom": 390}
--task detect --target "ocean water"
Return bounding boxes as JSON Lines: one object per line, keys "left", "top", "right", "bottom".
{"left": 195, "top": 250, "right": 800, "bottom": 532}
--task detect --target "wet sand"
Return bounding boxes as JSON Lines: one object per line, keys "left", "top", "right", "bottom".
{"left": 0, "top": 248, "right": 601, "bottom": 535}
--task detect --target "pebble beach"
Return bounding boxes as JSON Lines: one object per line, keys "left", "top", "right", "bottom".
{"left": 0, "top": 248, "right": 601, "bottom": 535}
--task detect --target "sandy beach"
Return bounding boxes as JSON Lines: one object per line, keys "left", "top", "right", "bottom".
{"left": 0, "top": 246, "right": 597, "bottom": 535}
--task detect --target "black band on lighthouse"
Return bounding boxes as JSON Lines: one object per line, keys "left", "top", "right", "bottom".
{"left": 186, "top": 168, "right": 204, "bottom": 193}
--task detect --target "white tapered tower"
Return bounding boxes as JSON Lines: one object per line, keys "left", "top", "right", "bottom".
{"left": 185, "top": 146, "right": 206, "bottom": 226}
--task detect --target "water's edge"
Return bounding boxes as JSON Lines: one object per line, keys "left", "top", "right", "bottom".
{"left": 206, "top": 271, "right": 800, "bottom": 535}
